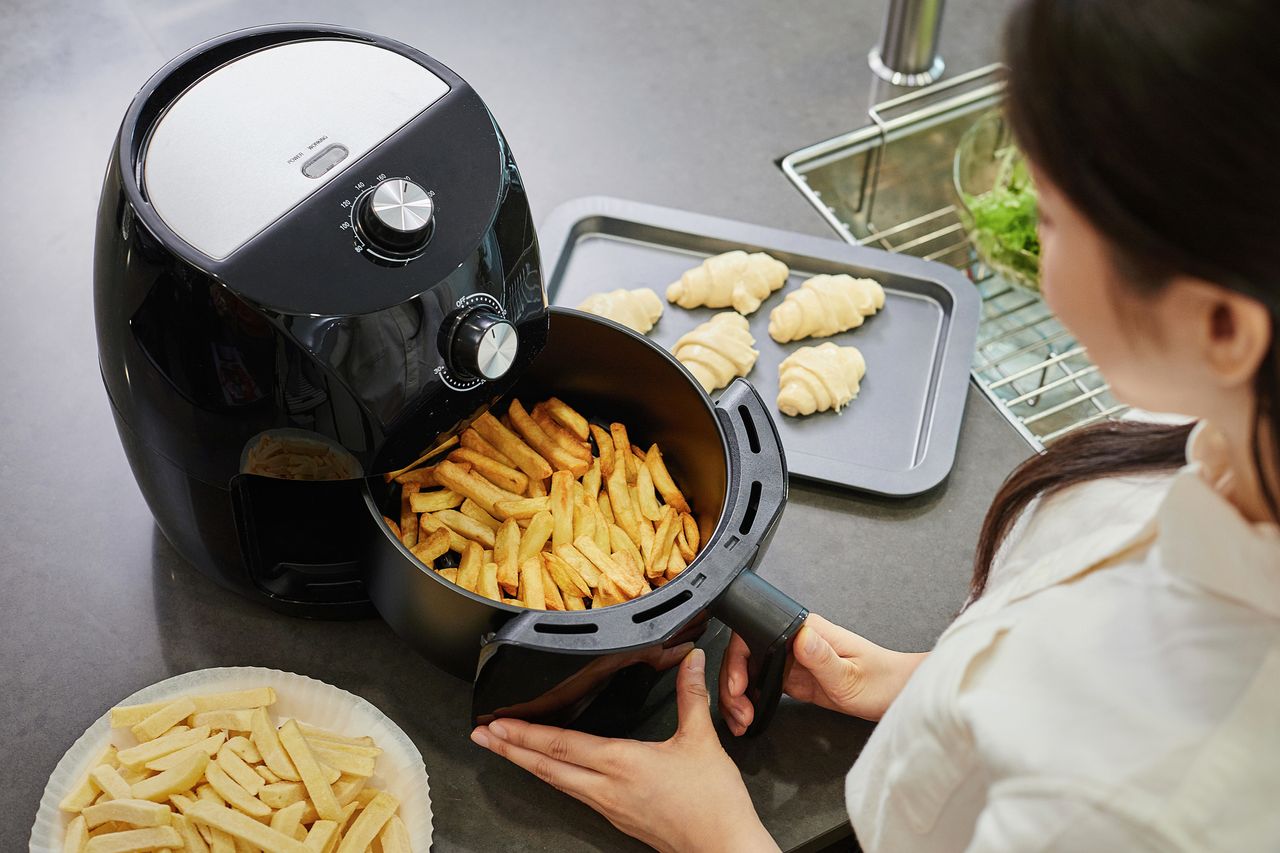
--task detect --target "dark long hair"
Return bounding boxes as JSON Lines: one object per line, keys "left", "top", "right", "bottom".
{"left": 972, "top": 0, "right": 1280, "bottom": 598}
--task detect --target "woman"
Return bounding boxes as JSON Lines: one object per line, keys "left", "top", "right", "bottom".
{"left": 469, "top": 0, "right": 1280, "bottom": 849}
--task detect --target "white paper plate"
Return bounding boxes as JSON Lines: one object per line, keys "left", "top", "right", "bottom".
{"left": 29, "top": 667, "right": 432, "bottom": 851}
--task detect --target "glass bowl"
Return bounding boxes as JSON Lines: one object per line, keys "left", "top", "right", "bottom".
{"left": 953, "top": 110, "right": 1041, "bottom": 292}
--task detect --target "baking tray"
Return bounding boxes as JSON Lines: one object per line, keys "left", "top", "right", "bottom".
{"left": 538, "top": 197, "right": 980, "bottom": 496}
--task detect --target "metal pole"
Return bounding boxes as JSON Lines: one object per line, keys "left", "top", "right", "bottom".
{"left": 869, "top": 0, "right": 946, "bottom": 87}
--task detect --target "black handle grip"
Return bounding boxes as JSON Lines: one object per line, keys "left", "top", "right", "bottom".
{"left": 713, "top": 569, "right": 808, "bottom": 736}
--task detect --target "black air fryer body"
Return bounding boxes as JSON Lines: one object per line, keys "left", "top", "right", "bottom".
{"left": 95, "top": 25, "right": 548, "bottom": 616}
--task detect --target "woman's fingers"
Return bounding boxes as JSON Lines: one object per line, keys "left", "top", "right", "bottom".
{"left": 675, "top": 649, "right": 715, "bottom": 740}
{"left": 717, "top": 634, "right": 755, "bottom": 736}
{"left": 792, "top": 623, "right": 862, "bottom": 708}
{"left": 472, "top": 724, "right": 605, "bottom": 799}
{"left": 480, "top": 718, "right": 617, "bottom": 772}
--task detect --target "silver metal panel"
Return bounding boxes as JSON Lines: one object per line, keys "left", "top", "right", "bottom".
{"left": 143, "top": 39, "right": 450, "bottom": 260}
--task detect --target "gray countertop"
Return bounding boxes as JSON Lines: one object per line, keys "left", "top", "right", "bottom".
{"left": 0, "top": 0, "right": 1026, "bottom": 849}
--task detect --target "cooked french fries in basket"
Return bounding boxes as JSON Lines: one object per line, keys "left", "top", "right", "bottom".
{"left": 60, "top": 687, "right": 411, "bottom": 852}
{"left": 387, "top": 396, "right": 701, "bottom": 610}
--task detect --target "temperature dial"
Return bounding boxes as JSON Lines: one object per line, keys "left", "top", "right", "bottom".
{"left": 449, "top": 310, "right": 519, "bottom": 381}
{"left": 355, "top": 178, "right": 435, "bottom": 257}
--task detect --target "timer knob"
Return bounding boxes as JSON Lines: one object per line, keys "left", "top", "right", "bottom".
{"left": 449, "top": 310, "right": 519, "bottom": 381}
{"left": 356, "top": 178, "right": 434, "bottom": 256}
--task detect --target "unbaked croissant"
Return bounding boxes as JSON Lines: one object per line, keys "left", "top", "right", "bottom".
{"left": 777, "top": 343, "right": 866, "bottom": 417}
{"left": 577, "top": 288, "right": 664, "bottom": 334}
{"left": 666, "top": 251, "right": 789, "bottom": 316}
{"left": 768, "top": 274, "right": 885, "bottom": 343}
{"left": 671, "top": 312, "right": 759, "bottom": 393}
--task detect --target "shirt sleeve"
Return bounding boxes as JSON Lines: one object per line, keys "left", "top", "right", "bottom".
{"left": 963, "top": 778, "right": 1189, "bottom": 853}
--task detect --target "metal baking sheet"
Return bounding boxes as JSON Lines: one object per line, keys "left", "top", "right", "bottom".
{"left": 538, "top": 197, "right": 980, "bottom": 496}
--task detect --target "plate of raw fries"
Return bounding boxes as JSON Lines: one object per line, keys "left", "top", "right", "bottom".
{"left": 30, "top": 667, "right": 431, "bottom": 852}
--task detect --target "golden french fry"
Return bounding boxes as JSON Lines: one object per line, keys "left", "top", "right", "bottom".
{"left": 526, "top": 475, "right": 548, "bottom": 497}
{"left": 460, "top": 498, "right": 502, "bottom": 533}
{"left": 82, "top": 798, "right": 172, "bottom": 829}
{"left": 550, "top": 470, "right": 575, "bottom": 551}
{"left": 517, "top": 510, "right": 555, "bottom": 563}
{"left": 544, "top": 552, "right": 591, "bottom": 597}
{"left": 205, "top": 762, "right": 271, "bottom": 818}
{"left": 410, "top": 527, "right": 452, "bottom": 566}
{"left": 186, "top": 801, "right": 309, "bottom": 853}
{"left": 639, "top": 518, "right": 656, "bottom": 568}
{"left": 418, "top": 513, "right": 468, "bottom": 553}
{"left": 564, "top": 593, "right": 587, "bottom": 610}
{"left": 131, "top": 752, "right": 209, "bottom": 802}
{"left": 437, "top": 567, "right": 459, "bottom": 584}
{"left": 399, "top": 484, "right": 419, "bottom": 548}
{"left": 460, "top": 426, "right": 517, "bottom": 468}
{"left": 449, "top": 447, "right": 530, "bottom": 494}
{"left": 543, "top": 397, "right": 590, "bottom": 440}
{"left": 456, "top": 541, "right": 483, "bottom": 592}
{"left": 666, "top": 546, "right": 687, "bottom": 579}
{"left": 606, "top": 463, "right": 642, "bottom": 547}
{"left": 408, "top": 489, "right": 463, "bottom": 513}
{"left": 391, "top": 465, "right": 438, "bottom": 488}
{"left": 278, "top": 719, "right": 342, "bottom": 822}
{"left": 383, "top": 516, "right": 402, "bottom": 539}
{"left": 675, "top": 526, "right": 696, "bottom": 562}
{"left": 90, "top": 765, "right": 131, "bottom": 800}
{"left": 518, "top": 556, "right": 546, "bottom": 611}
{"left": 131, "top": 698, "right": 195, "bottom": 743}
{"left": 541, "top": 562, "right": 566, "bottom": 610}
{"left": 303, "top": 820, "right": 338, "bottom": 853}
{"left": 574, "top": 536, "right": 645, "bottom": 598}
{"left": 610, "top": 550, "right": 647, "bottom": 594}
{"left": 554, "top": 543, "right": 602, "bottom": 589}
{"left": 433, "top": 460, "right": 523, "bottom": 519}
{"left": 572, "top": 493, "right": 597, "bottom": 547}
{"left": 581, "top": 457, "right": 602, "bottom": 498}
{"left": 250, "top": 708, "right": 300, "bottom": 783}
{"left": 84, "top": 826, "right": 182, "bottom": 853}
{"left": 478, "top": 562, "right": 502, "bottom": 602}
{"left": 589, "top": 424, "right": 615, "bottom": 477}
{"left": 191, "top": 709, "right": 254, "bottom": 732}
{"left": 597, "top": 492, "right": 614, "bottom": 525}
{"left": 493, "top": 496, "right": 550, "bottom": 519}
{"left": 649, "top": 506, "right": 679, "bottom": 578}
{"left": 215, "top": 744, "right": 263, "bottom": 795}
{"left": 532, "top": 406, "right": 591, "bottom": 461}
{"left": 334, "top": 790, "right": 399, "bottom": 853}
{"left": 494, "top": 518, "right": 521, "bottom": 595}
{"left": 594, "top": 572, "right": 626, "bottom": 607}
{"left": 473, "top": 411, "right": 553, "bottom": 481}
{"left": 118, "top": 727, "right": 212, "bottom": 770}
{"left": 646, "top": 444, "right": 691, "bottom": 513}
{"left": 635, "top": 461, "right": 663, "bottom": 522}
{"left": 681, "top": 512, "right": 701, "bottom": 554}
{"left": 509, "top": 398, "right": 587, "bottom": 476}
{"left": 433, "top": 509, "right": 497, "bottom": 549}
{"left": 610, "top": 423, "right": 636, "bottom": 483}
{"left": 609, "top": 524, "right": 643, "bottom": 571}
{"left": 591, "top": 501, "right": 612, "bottom": 553}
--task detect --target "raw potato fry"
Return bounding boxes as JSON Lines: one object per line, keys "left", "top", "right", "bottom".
{"left": 518, "top": 556, "right": 546, "bottom": 611}
{"left": 191, "top": 709, "right": 254, "bottom": 732}
{"left": 196, "top": 784, "right": 223, "bottom": 806}
{"left": 517, "top": 511, "right": 555, "bottom": 563}
{"left": 278, "top": 720, "right": 342, "bottom": 822}
{"left": 118, "top": 727, "right": 212, "bottom": 770}
{"left": 635, "top": 461, "right": 663, "bottom": 522}
{"left": 250, "top": 708, "right": 300, "bottom": 782}
{"left": 334, "top": 790, "right": 399, "bottom": 853}
{"left": 90, "top": 766, "right": 132, "bottom": 800}
{"left": 63, "top": 814, "right": 88, "bottom": 853}
{"left": 555, "top": 543, "right": 602, "bottom": 589}
{"left": 410, "top": 527, "right": 451, "bottom": 566}
{"left": 399, "top": 485, "right": 419, "bottom": 548}
{"left": 449, "top": 447, "right": 530, "bottom": 494}
{"left": 186, "top": 801, "right": 309, "bottom": 853}
{"left": 473, "top": 411, "right": 553, "bottom": 481}
{"left": 303, "top": 820, "right": 338, "bottom": 853}
{"left": 83, "top": 798, "right": 172, "bottom": 828}
{"left": 550, "top": 470, "right": 575, "bottom": 551}
{"left": 131, "top": 752, "right": 210, "bottom": 802}
{"left": 131, "top": 699, "right": 196, "bottom": 743}
{"left": 542, "top": 562, "right": 566, "bottom": 610}
{"left": 544, "top": 397, "right": 590, "bottom": 440}
{"left": 216, "top": 744, "right": 263, "bottom": 795}
{"left": 270, "top": 800, "right": 308, "bottom": 842}
{"left": 456, "top": 541, "right": 483, "bottom": 593}
{"left": 254, "top": 765, "right": 280, "bottom": 784}
{"left": 545, "top": 552, "right": 591, "bottom": 598}
{"left": 460, "top": 426, "right": 517, "bottom": 468}
{"left": 258, "top": 782, "right": 306, "bottom": 810}
{"left": 682, "top": 512, "right": 701, "bottom": 554}
{"left": 60, "top": 745, "right": 117, "bottom": 812}
{"left": 205, "top": 763, "right": 271, "bottom": 818}
{"left": 478, "top": 562, "right": 502, "bottom": 602}
{"left": 408, "top": 489, "right": 463, "bottom": 513}
{"left": 495, "top": 518, "right": 521, "bottom": 595}
{"left": 84, "top": 826, "right": 182, "bottom": 853}
{"left": 174, "top": 813, "right": 210, "bottom": 853}
{"left": 295, "top": 723, "right": 375, "bottom": 747}
{"left": 610, "top": 423, "right": 637, "bottom": 483}
{"left": 460, "top": 498, "right": 502, "bottom": 532}
{"left": 589, "top": 424, "right": 615, "bottom": 476}
{"left": 434, "top": 460, "right": 523, "bottom": 518}
{"left": 434, "top": 509, "right": 496, "bottom": 549}
{"left": 419, "top": 513, "right": 468, "bottom": 553}
{"left": 209, "top": 828, "right": 235, "bottom": 853}
{"left": 493, "top": 496, "right": 549, "bottom": 519}
{"left": 147, "top": 734, "right": 227, "bottom": 772}
{"left": 509, "top": 399, "right": 586, "bottom": 476}
{"left": 378, "top": 814, "right": 412, "bottom": 853}
{"left": 574, "top": 536, "right": 645, "bottom": 598}
{"left": 113, "top": 689, "right": 278, "bottom": 728}
{"left": 646, "top": 444, "right": 691, "bottom": 513}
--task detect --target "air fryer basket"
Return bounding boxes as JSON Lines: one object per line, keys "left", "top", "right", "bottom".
{"left": 364, "top": 308, "right": 807, "bottom": 734}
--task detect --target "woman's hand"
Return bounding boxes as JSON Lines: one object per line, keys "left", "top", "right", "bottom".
{"left": 471, "top": 649, "right": 779, "bottom": 853}
{"left": 719, "top": 614, "right": 926, "bottom": 735}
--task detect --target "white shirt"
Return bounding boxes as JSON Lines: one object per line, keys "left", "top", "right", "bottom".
{"left": 845, "top": 422, "right": 1280, "bottom": 852}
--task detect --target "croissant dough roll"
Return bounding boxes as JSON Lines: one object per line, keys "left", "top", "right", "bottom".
{"left": 671, "top": 312, "right": 759, "bottom": 393}
{"left": 777, "top": 343, "right": 866, "bottom": 417}
{"left": 768, "top": 274, "right": 885, "bottom": 343}
{"left": 666, "top": 250, "right": 789, "bottom": 315}
{"left": 577, "top": 288, "right": 664, "bottom": 334}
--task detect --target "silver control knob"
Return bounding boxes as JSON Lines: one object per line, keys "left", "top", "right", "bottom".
{"left": 356, "top": 178, "right": 434, "bottom": 256}
{"left": 450, "top": 310, "right": 519, "bottom": 380}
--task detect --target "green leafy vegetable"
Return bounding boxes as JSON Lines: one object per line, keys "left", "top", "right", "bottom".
{"left": 966, "top": 154, "right": 1041, "bottom": 289}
